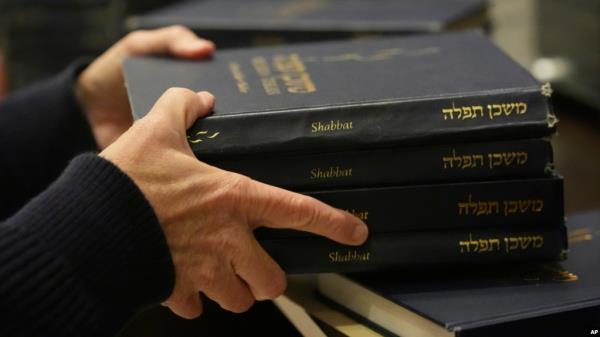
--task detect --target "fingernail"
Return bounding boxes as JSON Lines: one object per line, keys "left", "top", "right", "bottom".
{"left": 190, "top": 39, "right": 213, "bottom": 51}
{"left": 352, "top": 223, "right": 369, "bottom": 244}
{"left": 197, "top": 91, "right": 215, "bottom": 102}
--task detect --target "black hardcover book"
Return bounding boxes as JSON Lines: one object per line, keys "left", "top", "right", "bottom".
{"left": 316, "top": 210, "right": 600, "bottom": 336}
{"left": 255, "top": 175, "right": 564, "bottom": 238}
{"left": 126, "top": 0, "right": 487, "bottom": 48}
{"left": 259, "top": 224, "right": 567, "bottom": 274}
{"left": 209, "top": 139, "right": 553, "bottom": 190}
{"left": 123, "top": 31, "right": 556, "bottom": 157}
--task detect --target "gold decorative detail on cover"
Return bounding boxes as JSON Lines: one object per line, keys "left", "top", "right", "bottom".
{"left": 302, "top": 47, "right": 440, "bottom": 63}
{"left": 546, "top": 112, "right": 559, "bottom": 128}
{"left": 569, "top": 228, "right": 594, "bottom": 244}
{"left": 541, "top": 82, "right": 553, "bottom": 97}
{"left": 442, "top": 102, "right": 527, "bottom": 121}
{"left": 187, "top": 131, "right": 221, "bottom": 144}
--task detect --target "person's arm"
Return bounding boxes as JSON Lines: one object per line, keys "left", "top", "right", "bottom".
{"left": 0, "top": 64, "right": 97, "bottom": 219}
{"left": 0, "top": 88, "right": 368, "bottom": 337}
{"left": 0, "top": 154, "right": 174, "bottom": 337}
{"left": 0, "top": 25, "right": 215, "bottom": 219}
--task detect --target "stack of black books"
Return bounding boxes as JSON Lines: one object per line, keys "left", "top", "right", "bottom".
{"left": 122, "top": 30, "right": 566, "bottom": 274}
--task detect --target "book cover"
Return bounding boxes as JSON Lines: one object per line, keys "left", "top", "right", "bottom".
{"left": 123, "top": 31, "right": 556, "bottom": 157}
{"left": 260, "top": 224, "right": 567, "bottom": 274}
{"left": 126, "top": 0, "right": 487, "bottom": 48}
{"left": 316, "top": 210, "right": 600, "bottom": 336}
{"left": 255, "top": 175, "right": 564, "bottom": 238}
{"left": 209, "top": 138, "right": 553, "bottom": 190}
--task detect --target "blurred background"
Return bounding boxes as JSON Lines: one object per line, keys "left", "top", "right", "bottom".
{"left": 0, "top": 0, "right": 598, "bottom": 335}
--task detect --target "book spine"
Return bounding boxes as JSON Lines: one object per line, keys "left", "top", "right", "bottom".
{"left": 260, "top": 225, "right": 567, "bottom": 274}
{"left": 208, "top": 139, "right": 553, "bottom": 190}
{"left": 188, "top": 89, "right": 554, "bottom": 156}
{"left": 254, "top": 176, "right": 564, "bottom": 238}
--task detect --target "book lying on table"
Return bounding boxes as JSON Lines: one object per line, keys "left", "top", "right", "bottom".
{"left": 126, "top": 0, "right": 488, "bottom": 48}
{"left": 123, "top": 31, "right": 556, "bottom": 158}
{"left": 316, "top": 210, "right": 600, "bottom": 336}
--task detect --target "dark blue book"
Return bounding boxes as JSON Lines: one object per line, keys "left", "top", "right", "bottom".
{"left": 126, "top": 0, "right": 487, "bottom": 48}
{"left": 317, "top": 210, "right": 600, "bottom": 336}
{"left": 123, "top": 31, "right": 556, "bottom": 158}
{"left": 209, "top": 138, "right": 553, "bottom": 190}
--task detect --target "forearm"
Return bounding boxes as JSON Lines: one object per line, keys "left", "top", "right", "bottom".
{"left": 0, "top": 154, "right": 174, "bottom": 337}
{"left": 0, "top": 63, "right": 98, "bottom": 219}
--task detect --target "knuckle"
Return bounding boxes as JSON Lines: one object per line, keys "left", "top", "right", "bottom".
{"left": 289, "top": 195, "right": 318, "bottom": 228}
{"left": 169, "top": 24, "right": 189, "bottom": 35}
{"left": 164, "top": 87, "right": 192, "bottom": 99}
{"left": 196, "top": 263, "right": 219, "bottom": 289}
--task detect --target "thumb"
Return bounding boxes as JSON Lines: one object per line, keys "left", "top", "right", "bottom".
{"left": 147, "top": 88, "right": 215, "bottom": 131}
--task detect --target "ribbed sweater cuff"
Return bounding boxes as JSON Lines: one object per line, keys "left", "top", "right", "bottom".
{"left": 4, "top": 153, "right": 174, "bottom": 335}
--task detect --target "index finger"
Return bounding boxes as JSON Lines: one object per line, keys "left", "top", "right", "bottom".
{"left": 120, "top": 25, "right": 215, "bottom": 58}
{"left": 243, "top": 179, "right": 368, "bottom": 245}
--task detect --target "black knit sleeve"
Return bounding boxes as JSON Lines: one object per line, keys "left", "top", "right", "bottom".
{"left": 0, "top": 63, "right": 98, "bottom": 219}
{"left": 0, "top": 154, "right": 175, "bottom": 337}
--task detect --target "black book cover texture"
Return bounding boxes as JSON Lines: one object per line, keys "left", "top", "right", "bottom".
{"left": 123, "top": 31, "right": 556, "bottom": 157}
{"left": 255, "top": 175, "right": 564, "bottom": 239}
{"left": 260, "top": 224, "right": 567, "bottom": 274}
{"left": 322, "top": 210, "right": 600, "bottom": 333}
{"left": 127, "top": 0, "right": 486, "bottom": 48}
{"left": 209, "top": 139, "right": 553, "bottom": 190}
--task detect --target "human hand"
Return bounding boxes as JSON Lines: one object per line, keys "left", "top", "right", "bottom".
{"left": 99, "top": 88, "right": 368, "bottom": 319}
{"left": 76, "top": 25, "right": 214, "bottom": 149}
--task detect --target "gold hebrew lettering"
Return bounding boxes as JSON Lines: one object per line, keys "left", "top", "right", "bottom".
{"left": 532, "top": 236, "right": 544, "bottom": 248}
{"left": 489, "top": 238, "right": 501, "bottom": 251}
{"left": 503, "top": 152, "right": 517, "bottom": 166}
{"left": 501, "top": 103, "right": 516, "bottom": 115}
{"left": 504, "top": 200, "right": 519, "bottom": 216}
{"left": 516, "top": 152, "right": 528, "bottom": 164}
{"left": 461, "top": 106, "right": 474, "bottom": 120}
{"left": 442, "top": 108, "right": 454, "bottom": 120}
{"left": 532, "top": 200, "right": 544, "bottom": 212}
{"left": 519, "top": 236, "right": 532, "bottom": 249}
{"left": 472, "top": 105, "right": 484, "bottom": 118}
{"left": 516, "top": 102, "right": 527, "bottom": 114}
{"left": 442, "top": 156, "right": 454, "bottom": 169}
{"left": 518, "top": 200, "right": 532, "bottom": 213}
{"left": 489, "top": 153, "right": 504, "bottom": 169}
{"left": 462, "top": 155, "right": 473, "bottom": 169}
{"left": 478, "top": 239, "right": 490, "bottom": 252}
{"left": 487, "top": 104, "right": 503, "bottom": 119}
{"left": 476, "top": 201, "right": 489, "bottom": 216}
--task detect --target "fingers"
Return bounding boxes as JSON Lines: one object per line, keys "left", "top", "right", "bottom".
{"left": 233, "top": 236, "right": 287, "bottom": 301}
{"left": 244, "top": 179, "right": 369, "bottom": 245}
{"left": 121, "top": 25, "right": 215, "bottom": 58}
{"left": 164, "top": 292, "right": 203, "bottom": 320}
{"left": 196, "top": 259, "right": 256, "bottom": 313}
{"left": 147, "top": 88, "right": 215, "bottom": 131}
